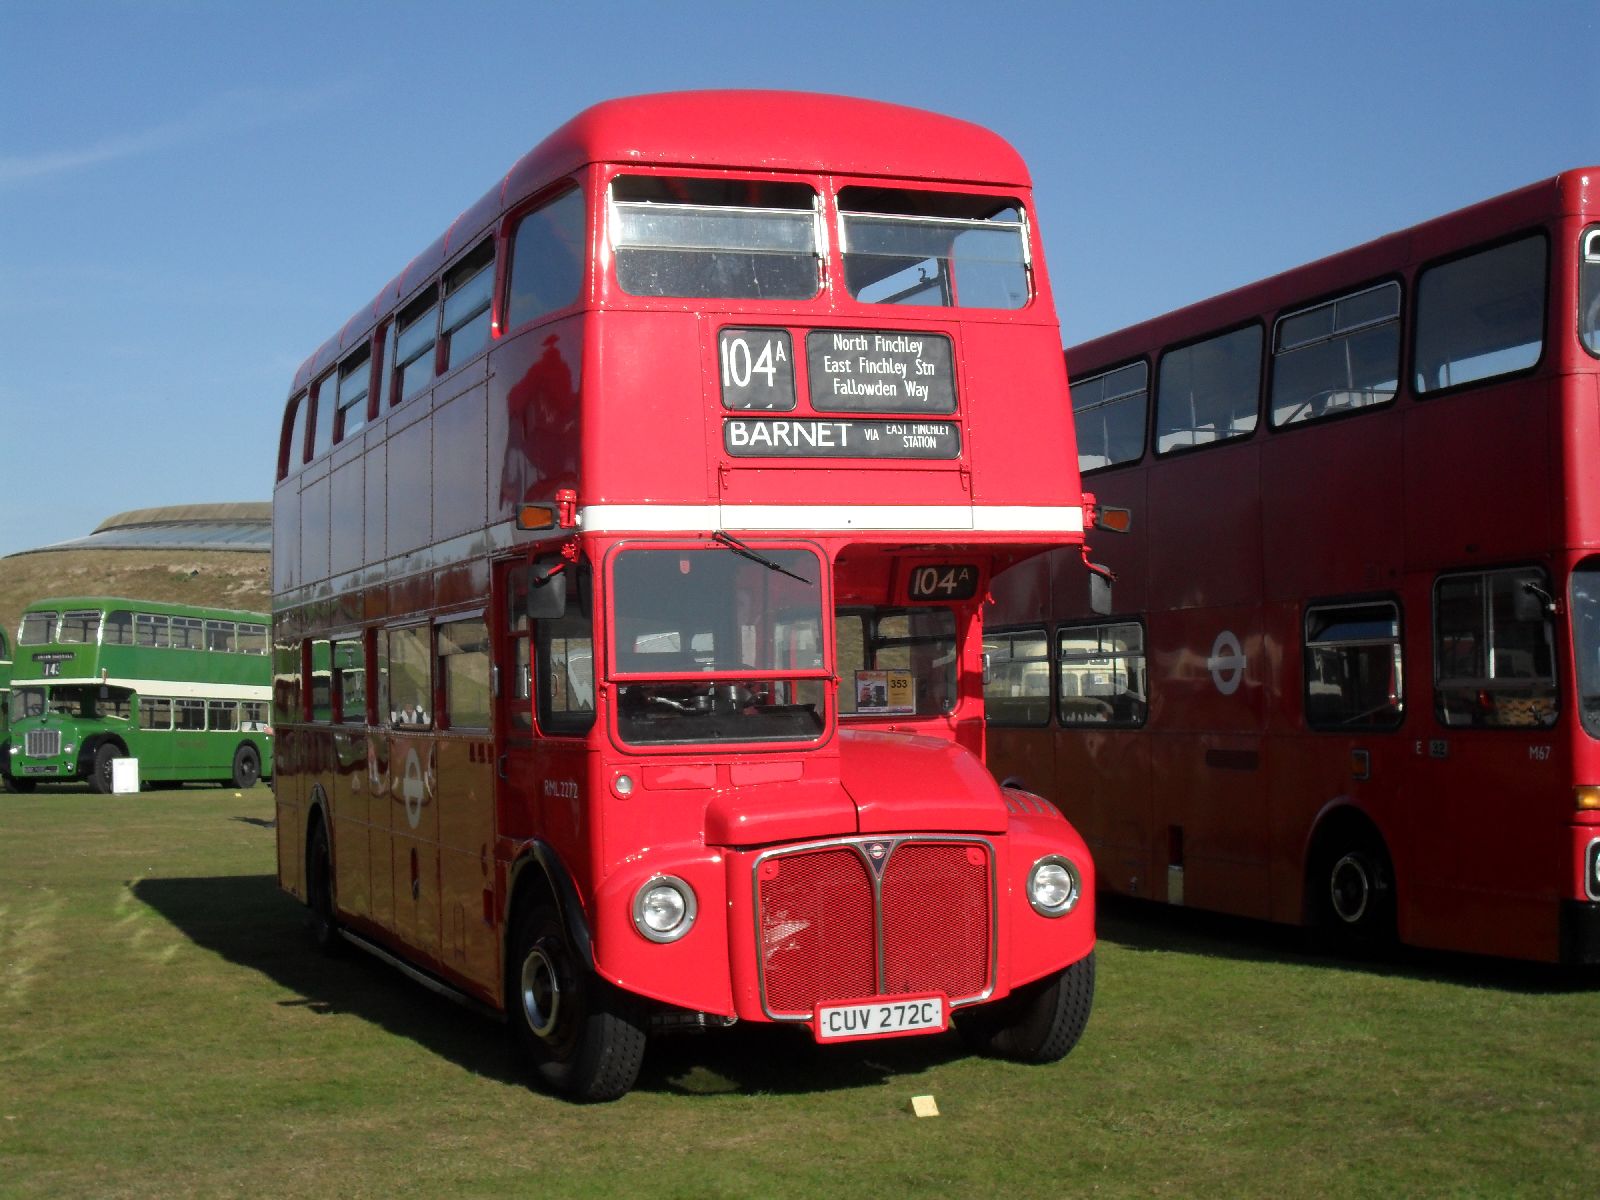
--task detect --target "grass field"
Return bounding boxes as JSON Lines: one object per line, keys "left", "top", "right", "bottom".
{"left": 2, "top": 786, "right": 1596, "bottom": 1198}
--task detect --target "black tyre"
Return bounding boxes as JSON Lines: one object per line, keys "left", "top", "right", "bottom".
{"left": 508, "top": 903, "right": 647, "bottom": 1102}
{"left": 4, "top": 775, "right": 36, "bottom": 794}
{"left": 306, "top": 819, "right": 344, "bottom": 956}
{"left": 231, "top": 744, "right": 262, "bottom": 789}
{"left": 956, "top": 951, "right": 1095, "bottom": 1063}
{"left": 1315, "top": 834, "right": 1396, "bottom": 946}
{"left": 89, "top": 743, "right": 120, "bottom": 794}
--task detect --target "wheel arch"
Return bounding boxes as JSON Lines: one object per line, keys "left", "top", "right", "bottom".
{"left": 504, "top": 841, "right": 595, "bottom": 978}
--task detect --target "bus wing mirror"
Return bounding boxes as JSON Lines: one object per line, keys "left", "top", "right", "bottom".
{"left": 1090, "top": 571, "right": 1113, "bottom": 616}
{"left": 527, "top": 559, "right": 569, "bottom": 621}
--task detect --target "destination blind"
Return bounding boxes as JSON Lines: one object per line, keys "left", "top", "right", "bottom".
{"left": 806, "top": 330, "right": 956, "bottom": 413}
{"left": 723, "top": 417, "right": 960, "bottom": 458}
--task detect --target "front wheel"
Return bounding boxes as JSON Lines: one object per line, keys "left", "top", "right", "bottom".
{"left": 508, "top": 903, "right": 647, "bottom": 1102}
{"left": 4, "top": 775, "right": 37, "bottom": 794}
{"left": 89, "top": 743, "right": 120, "bottom": 794}
{"left": 956, "top": 951, "right": 1095, "bottom": 1063}
{"left": 231, "top": 744, "right": 261, "bottom": 789}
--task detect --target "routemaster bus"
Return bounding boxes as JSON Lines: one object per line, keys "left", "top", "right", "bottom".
{"left": 5, "top": 598, "right": 273, "bottom": 792}
{"left": 272, "top": 90, "right": 1101, "bottom": 1100}
{"left": 986, "top": 166, "right": 1600, "bottom": 965}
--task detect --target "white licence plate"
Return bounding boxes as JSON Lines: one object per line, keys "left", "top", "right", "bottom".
{"left": 814, "top": 994, "right": 947, "bottom": 1042}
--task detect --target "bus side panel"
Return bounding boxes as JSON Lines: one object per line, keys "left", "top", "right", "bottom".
{"left": 1053, "top": 727, "right": 1156, "bottom": 901}
{"left": 331, "top": 728, "right": 370, "bottom": 924}
{"left": 485, "top": 315, "right": 584, "bottom": 522}
{"left": 368, "top": 731, "right": 395, "bottom": 934}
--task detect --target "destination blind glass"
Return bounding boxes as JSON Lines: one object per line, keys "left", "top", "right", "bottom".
{"left": 723, "top": 417, "right": 960, "bottom": 458}
{"left": 806, "top": 330, "right": 955, "bottom": 413}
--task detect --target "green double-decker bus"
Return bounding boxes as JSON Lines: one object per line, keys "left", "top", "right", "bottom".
{"left": 4, "top": 598, "right": 274, "bottom": 793}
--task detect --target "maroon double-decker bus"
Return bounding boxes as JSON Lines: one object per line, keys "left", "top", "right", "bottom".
{"left": 987, "top": 167, "right": 1600, "bottom": 964}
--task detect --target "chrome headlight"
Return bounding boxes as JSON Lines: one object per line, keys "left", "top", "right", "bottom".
{"left": 632, "top": 875, "right": 697, "bottom": 943}
{"left": 1027, "top": 855, "right": 1082, "bottom": 918}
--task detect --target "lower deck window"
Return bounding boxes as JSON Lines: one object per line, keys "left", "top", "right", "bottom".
{"left": 1435, "top": 567, "right": 1557, "bottom": 728}
{"left": 1058, "top": 622, "right": 1147, "bottom": 726}
{"left": 1304, "top": 601, "right": 1403, "bottom": 730}
{"left": 982, "top": 628, "right": 1051, "bottom": 726}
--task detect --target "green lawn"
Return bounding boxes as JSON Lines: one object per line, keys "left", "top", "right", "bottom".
{"left": 2, "top": 786, "right": 1595, "bottom": 1198}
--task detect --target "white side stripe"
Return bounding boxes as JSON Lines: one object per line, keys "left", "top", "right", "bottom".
{"left": 579, "top": 504, "right": 1083, "bottom": 534}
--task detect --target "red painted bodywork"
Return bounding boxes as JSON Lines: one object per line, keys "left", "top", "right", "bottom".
{"left": 273, "top": 92, "right": 1094, "bottom": 1030}
{"left": 988, "top": 167, "right": 1600, "bottom": 963}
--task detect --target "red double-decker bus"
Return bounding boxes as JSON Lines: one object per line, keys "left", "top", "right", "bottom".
{"left": 273, "top": 91, "right": 1099, "bottom": 1099}
{"left": 987, "top": 167, "right": 1600, "bottom": 965}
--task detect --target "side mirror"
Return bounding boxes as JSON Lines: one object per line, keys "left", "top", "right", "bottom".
{"left": 1089, "top": 570, "right": 1113, "bottom": 616}
{"left": 527, "top": 557, "right": 569, "bottom": 621}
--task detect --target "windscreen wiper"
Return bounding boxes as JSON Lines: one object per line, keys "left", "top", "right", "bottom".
{"left": 712, "top": 530, "right": 812, "bottom": 585}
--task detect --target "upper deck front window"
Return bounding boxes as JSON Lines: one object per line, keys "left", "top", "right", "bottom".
{"left": 18, "top": 611, "right": 57, "bottom": 645}
{"left": 1580, "top": 227, "right": 1600, "bottom": 358}
{"left": 839, "top": 187, "right": 1030, "bottom": 310}
{"left": 610, "top": 176, "right": 821, "bottom": 301}
{"left": 610, "top": 544, "right": 826, "bottom": 745}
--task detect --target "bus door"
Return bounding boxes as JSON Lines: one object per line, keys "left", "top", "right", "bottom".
{"left": 495, "top": 556, "right": 596, "bottom": 860}
{"left": 381, "top": 623, "right": 440, "bottom": 962}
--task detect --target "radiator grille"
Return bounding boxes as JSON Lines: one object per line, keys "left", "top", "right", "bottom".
{"left": 757, "top": 839, "right": 992, "bottom": 1018}
{"left": 25, "top": 729, "right": 61, "bottom": 757}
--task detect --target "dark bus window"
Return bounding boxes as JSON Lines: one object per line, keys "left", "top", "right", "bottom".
{"left": 393, "top": 287, "right": 439, "bottom": 404}
{"left": 1304, "top": 601, "right": 1403, "bottom": 729}
{"left": 611, "top": 176, "right": 820, "bottom": 301}
{"left": 983, "top": 627, "right": 1051, "bottom": 726}
{"left": 280, "top": 391, "right": 309, "bottom": 478}
{"left": 1156, "top": 325, "right": 1262, "bottom": 454}
{"left": 1058, "top": 622, "right": 1147, "bottom": 727}
{"left": 387, "top": 625, "right": 431, "bottom": 727}
{"left": 438, "top": 617, "right": 491, "bottom": 729}
{"left": 507, "top": 188, "right": 586, "bottom": 328}
{"left": 1579, "top": 226, "right": 1600, "bottom": 358}
{"left": 310, "top": 370, "right": 339, "bottom": 458}
{"left": 1073, "top": 361, "right": 1147, "bottom": 469}
{"left": 1414, "top": 235, "right": 1546, "bottom": 393}
{"left": 442, "top": 241, "right": 495, "bottom": 369}
{"left": 1272, "top": 282, "right": 1401, "bottom": 426}
{"left": 839, "top": 187, "right": 1030, "bottom": 310}
{"left": 1435, "top": 567, "right": 1557, "bottom": 728}
{"left": 537, "top": 564, "right": 595, "bottom": 736}
{"left": 336, "top": 348, "right": 371, "bottom": 441}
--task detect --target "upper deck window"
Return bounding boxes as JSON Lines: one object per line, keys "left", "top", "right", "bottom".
{"left": 1271, "top": 282, "right": 1400, "bottom": 426}
{"left": 839, "top": 188, "right": 1029, "bottom": 310}
{"left": 18, "top": 610, "right": 57, "bottom": 645}
{"left": 507, "top": 188, "right": 586, "bottom": 328}
{"left": 610, "top": 176, "right": 820, "bottom": 301}
{"left": 442, "top": 240, "right": 495, "bottom": 369}
{"left": 310, "top": 370, "right": 339, "bottom": 458}
{"left": 280, "top": 392, "right": 309, "bottom": 479}
{"left": 1155, "top": 325, "right": 1262, "bottom": 454}
{"left": 1414, "top": 234, "right": 1546, "bottom": 393}
{"left": 1072, "top": 361, "right": 1148, "bottom": 469}
{"left": 394, "top": 287, "right": 439, "bottom": 403}
{"left": 59, "top": 610, "right": 102, "bottom": 644}
{"left": 336, "top": 349, "right": 371, "bottom": 441}
{"left": 1580, "top": 227, "right": 1600, "bottom": 358}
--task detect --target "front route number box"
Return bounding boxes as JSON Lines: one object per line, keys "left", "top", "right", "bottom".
{"left": 813, "top": 993, "right": 948, "bottom": 1042}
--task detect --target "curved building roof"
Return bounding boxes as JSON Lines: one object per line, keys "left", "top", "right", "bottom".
{"left": 7, "top": 503, "right": 270, "bottom": 556}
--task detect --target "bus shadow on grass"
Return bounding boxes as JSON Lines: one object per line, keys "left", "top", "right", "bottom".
{"left": 132, "top": 872, "right": 968, "bottom": 1099}
{"left": 1097, "top": 894, "right": 1597, "bottom": 995}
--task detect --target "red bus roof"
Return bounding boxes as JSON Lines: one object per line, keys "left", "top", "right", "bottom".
{"left": 293, "top": 91, "right": 1032, "bottom": 391}
{"left": 1066, "top": 166, "right": 1600, "bottom": 375}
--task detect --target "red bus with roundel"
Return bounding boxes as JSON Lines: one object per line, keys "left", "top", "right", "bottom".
{"left": 985, "top": 167, "right": 1600, "bottom": 964}
{"left": 272, "top": 91, "right": 1099, "bottom": 1099}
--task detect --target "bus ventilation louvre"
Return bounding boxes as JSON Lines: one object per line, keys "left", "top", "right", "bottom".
{"left": 758, "top": 840, "right": 992, "bottom": 1016}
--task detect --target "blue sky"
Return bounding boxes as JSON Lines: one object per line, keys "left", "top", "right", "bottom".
{"left": 0, "top": 0, "right": 1594, "bottom": 560}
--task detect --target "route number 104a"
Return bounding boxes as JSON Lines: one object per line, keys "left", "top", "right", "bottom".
{"left": 718, "top": 328, "right": 796, "bottom": 410}
{"left": 907, "top": 564, "right": 979, "bottom": 601}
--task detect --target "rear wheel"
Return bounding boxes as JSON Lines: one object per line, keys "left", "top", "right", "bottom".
{"left": 1314, "top": 834, "right": 1396, "bottom": 947}
{"left": 306, "top": 819, "right": 343, "bottom": 956}
{"left": 508, "top": 902, "right": 647, "bottom": 1102}
{"left": 956, "top": 951, "right": 1095, "bottom": 1063}
{"left": 89, "top": 743, "right": 120, "bottom": 794}
{"left": 230, "top": 744, "right": 261, "bottom": 789}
